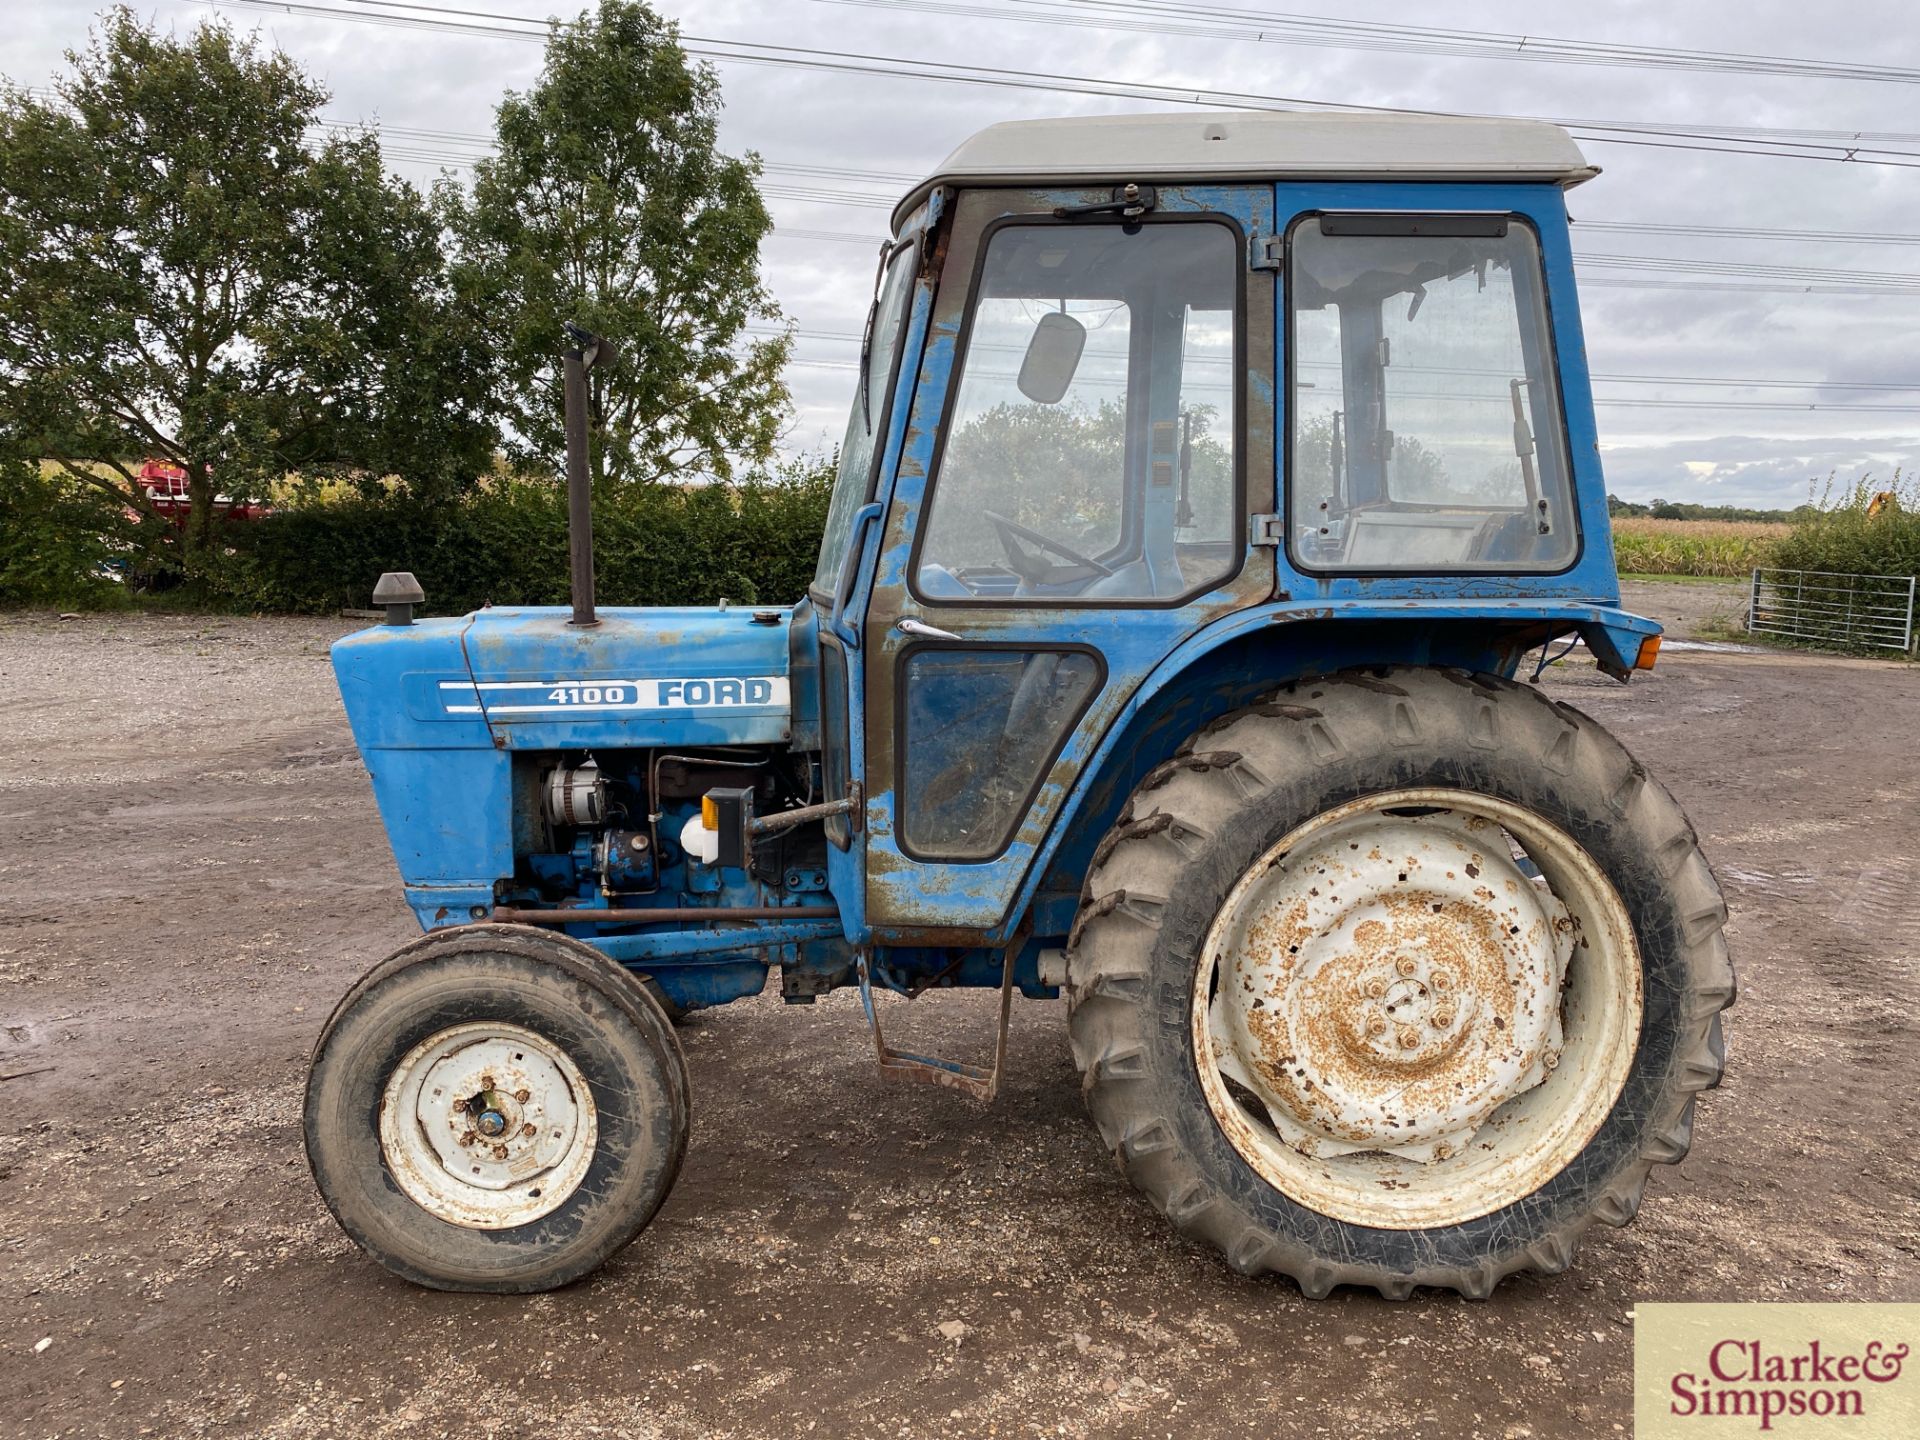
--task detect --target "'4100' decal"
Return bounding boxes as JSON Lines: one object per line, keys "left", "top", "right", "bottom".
{"left": 441, "top": 677, "right": 789, "bottom": 715}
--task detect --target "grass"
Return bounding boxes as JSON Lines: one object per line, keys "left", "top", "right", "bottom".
{"left": 1609, "top": 517, "right": 1790, "bottom": 578}
{"left": 1617, "top": 572, "right": 1745, "bottom": 586}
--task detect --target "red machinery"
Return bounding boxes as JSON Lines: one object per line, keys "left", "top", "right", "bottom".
{"left": 135, "top": 458, "right": 268, "bottom": 523}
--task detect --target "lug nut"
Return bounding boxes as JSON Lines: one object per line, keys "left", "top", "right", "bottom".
{"left": 1395, "top": 957, "right": 1417, "bottom": 977}
{"left": 1398, "top": 1027, "right": 1420, "bottom": 1050}
{"left": 521, "top": 1123, "right": 537, "bottom": 1138}
{"left": 1366, "top": 1015, "right": 1388, "bottom": 1037}
{"left": 515, "top": 1088, "right": 530, "bottom": 1104}
{"left": 1432, "top": 1008, "right": 1456, "bottom": 1029}
{"left": 1365, "top": 978, "right": 1388, "bottom": 999}
{"left": 492, "top": 1143, "right": 509, "bottom": 1161}
{"left": 1431, "top": 970, "right": 1453, "bottom": 992}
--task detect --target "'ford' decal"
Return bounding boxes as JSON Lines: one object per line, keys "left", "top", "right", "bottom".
{"left": 441, "top": 677, "right": 788, "bottom": 715}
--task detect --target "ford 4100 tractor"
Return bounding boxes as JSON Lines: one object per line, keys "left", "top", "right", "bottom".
{"left": 310, "top": 111, "right": 1732, "bottom": 1298}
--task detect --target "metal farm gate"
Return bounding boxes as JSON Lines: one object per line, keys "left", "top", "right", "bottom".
{"left": 1748, "top": 568, "right": 1918, "bottom": 653}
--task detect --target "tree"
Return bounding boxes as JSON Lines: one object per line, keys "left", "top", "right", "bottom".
{"left": 449, "top": 0, "right": 790, "bottom": 487}
{"left": 0, "top": 8, "right": 495, "bottom": 566}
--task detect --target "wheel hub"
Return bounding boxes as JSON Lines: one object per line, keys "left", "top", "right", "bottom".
{"left": 379, "top": 1022, "right": 598, "bottom": 1229}
{"left": 1209, "top": 809, "right": 1574, "bottom": 1163}
{"left": 1346, "top": 952, "right": 1471, "bottom": 1069}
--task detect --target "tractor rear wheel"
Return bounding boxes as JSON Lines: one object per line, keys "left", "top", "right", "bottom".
{"left": 1065, "top": 667, "right": 1732, "bottom": 1298}
{"left": 305, "top": 924, "right": 689, "bottom": 1292}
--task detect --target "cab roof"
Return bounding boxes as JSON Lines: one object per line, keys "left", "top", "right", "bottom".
{"left": 892, "top": 110, "right": 1597, "bottom": 230}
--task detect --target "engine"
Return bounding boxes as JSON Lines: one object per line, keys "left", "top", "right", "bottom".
{"left": 504, "top": 748, "right": 831, "bottom": 912}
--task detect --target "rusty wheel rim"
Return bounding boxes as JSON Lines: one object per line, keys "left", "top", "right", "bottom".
{"left": 1191, "top": 788, "right": 1642, "bottom": 1230}
{"left": 378, "top": 1021, "right": 599, "bottom": 1230}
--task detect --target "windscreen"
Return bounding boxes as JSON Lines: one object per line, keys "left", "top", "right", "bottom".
{"left": 1288, "top": 216, "right": 1577, "bottom": 573}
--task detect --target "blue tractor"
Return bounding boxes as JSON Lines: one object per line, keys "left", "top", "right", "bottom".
{"left": 309, "top": 112, "right": 1732, "bottom": 1298}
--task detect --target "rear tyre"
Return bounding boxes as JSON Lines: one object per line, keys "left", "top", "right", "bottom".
{"left": 1065, "top": 667, "right": 1733, "bottom": 1298}
{"left": 306, "top": 924, "right": 689, "bottom": 1293}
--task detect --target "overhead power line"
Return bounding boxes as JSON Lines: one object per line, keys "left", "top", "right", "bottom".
{"left": 1571, "top": 220, "right": 1920, "bottom": 250}
{"left": 1582, "top": 374, "right": 1920, "bottom": 394}
{"left": 1009, "top": 0, "right": 1920, "bottom": 88}
{"left": 1574, "top": 399, "right": 1920, "bottom": 414}
{"left": 28, "top": 84, "right": 1918, "bottom": 297}
{"left": 319, "top": 115, "right": 1920, "bottom": 251}
{"left": 210, "top": 0, "right": 1920, "bottom": 169}
{"left": 298, "top": 118, "right": 1920, "bottom": 296}
{"left": 762, "top": 184, "right": 894, "bottom": 209}
{"left": 815, "top": 0, "right": 1920, "bottom": 88}
{"left": 767, "top": 227, "right": 897, "bottom": 246}
{"left": 1576, "top": 276, "right": 1920, "bottom": 298}
{"left": 341, "top": 134, "right": 1920, "bottom": 254}
{"left": 1575, "top": 253, "right": 1920, "bottom": 291}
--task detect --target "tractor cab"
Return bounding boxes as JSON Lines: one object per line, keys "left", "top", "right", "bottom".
{"left": 801, "top": 111, "right": 1650, "bottom": 947}
{"left": 315, "top": 113, "right": 1724, "bottom": 1302}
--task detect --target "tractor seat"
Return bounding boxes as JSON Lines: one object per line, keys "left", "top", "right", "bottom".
{"left": 1470, "top": 511, "right": 1546, "bottom": 565}
{"left": 1078, "top": 557, "right": 1157, "bottom": 597}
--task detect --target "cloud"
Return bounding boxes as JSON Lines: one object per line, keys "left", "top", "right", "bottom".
{"left": 1599, "top": 432, "right": 1919, "bottom": 506}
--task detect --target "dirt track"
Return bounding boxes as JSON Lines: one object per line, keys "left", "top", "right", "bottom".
{"left": 2, "top": 592, "right": 1917, "bottom": 1439}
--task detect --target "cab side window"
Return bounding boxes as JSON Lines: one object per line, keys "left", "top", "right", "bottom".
{"left": 1289, "top": 215, "right": 1577, "bottom": 573}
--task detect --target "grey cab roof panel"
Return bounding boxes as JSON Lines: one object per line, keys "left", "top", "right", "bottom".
{"left": 892, "top": 110, "right": 1597, "bottom": 229}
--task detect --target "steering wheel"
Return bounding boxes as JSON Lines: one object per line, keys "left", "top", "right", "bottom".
{"left": 983, "top": 509, "right": 1114, "bottom": 581}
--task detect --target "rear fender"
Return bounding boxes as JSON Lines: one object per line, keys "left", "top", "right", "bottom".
{"left": 1013, "top": 601, "right": 1659, "bottom": 941}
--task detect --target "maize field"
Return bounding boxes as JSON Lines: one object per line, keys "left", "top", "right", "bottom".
{"left": 1611, "top": 517, "right": 1790, "bottom": 577}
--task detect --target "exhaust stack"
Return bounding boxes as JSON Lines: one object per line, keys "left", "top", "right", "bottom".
{"left": 562, "top": 322, "right": 617, "bottom": 628}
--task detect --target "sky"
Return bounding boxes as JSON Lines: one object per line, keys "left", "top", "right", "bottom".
{"left": 7, "top": 0, "right": 1920, "bottom": 508}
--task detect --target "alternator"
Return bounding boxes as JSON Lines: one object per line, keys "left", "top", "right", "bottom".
{"left": 542, "top": 761, "right": 607, "bottom": 827}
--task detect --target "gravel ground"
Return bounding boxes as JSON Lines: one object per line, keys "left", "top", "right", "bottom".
{"left": 1, "top": 596, "right": 1916, "bottom": 1439}
{"left": 1610, "top": 577, "right": 1749, "bottom": 641}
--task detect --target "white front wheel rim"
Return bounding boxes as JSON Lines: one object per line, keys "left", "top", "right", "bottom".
{"left": 1192, "top": 788, "right": 1642, "bottom": 1230}
{"left": 379, "top": 1021, "right": 598, "bottom": 1229}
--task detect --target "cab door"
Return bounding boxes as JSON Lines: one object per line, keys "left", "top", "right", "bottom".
{"left": 804, "top": 213, "right": 939, "bottom": 945}
{"left": 861, "top": 183, "right": 1278, "bottom": 941}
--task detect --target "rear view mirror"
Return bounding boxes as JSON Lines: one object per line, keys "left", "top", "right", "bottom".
{"left": 1017, "top": 311, "right": 1087, "bottom": 404}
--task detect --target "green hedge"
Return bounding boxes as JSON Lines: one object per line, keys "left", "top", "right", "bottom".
{"left": 0, "top": 459, "right": 138, "bottom": 607}
{"left": 1766, "top": 476, "right": 1920, "bottom": 583}
{"left": 0, "top": 455, "right": 834, "bottom": 615}
{"left": 198, "top": 463, "right": 833, "bottom": 613}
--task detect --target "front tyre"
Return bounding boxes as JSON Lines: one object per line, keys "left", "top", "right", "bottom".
{"left": 1065, "top": 668, "right": 1733, "bottom": 1298}
{"left": 305, "top": 925, "right": 689, "bottom": 1292}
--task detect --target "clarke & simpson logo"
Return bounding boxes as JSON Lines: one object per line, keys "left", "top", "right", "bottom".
{"left": 1669, "top": 1336, "right": 1908, "bottom": 1429}
{"left": 1636, "top": 1305, "right": 1920, "bottom": 1438}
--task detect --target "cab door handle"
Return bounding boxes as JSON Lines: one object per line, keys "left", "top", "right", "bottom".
{"left": 897, "top": 618, "right": 962, "bottom": 641}
{"left": 828, "top": 502, "right": 884, "bottom": 648}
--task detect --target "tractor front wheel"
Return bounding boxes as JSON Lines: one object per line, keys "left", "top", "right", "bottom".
{"left": 1066, "top": 667, "right": 1732, "bottom": 1298}
{"left": 305, "top": 925, "right": 689, "bottom": 1292}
